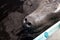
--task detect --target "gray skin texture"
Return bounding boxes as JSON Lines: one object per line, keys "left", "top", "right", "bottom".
{"left": 24, "top": 0, "right": 60, "bottom": 37}
{"left": 0, "top": 0, "right": 60, "bottom": 40}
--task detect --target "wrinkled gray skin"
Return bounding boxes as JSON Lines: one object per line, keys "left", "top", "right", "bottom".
{"left": 23, "top": 0, "right": 40, "bottom": 14}
{"left": 24, "top": 0, "right": 60, "bottom": 37}
{"left": 0, "top": 0, "right": 60, "bottom": 40}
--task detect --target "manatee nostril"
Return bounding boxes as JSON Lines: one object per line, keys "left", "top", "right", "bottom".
{"left": 23, "top": 18, "right": 32, "bottom": 28}
{"left": 23, "top": 18, "right": 27, "bottom": 23}
{"left": 25, "top": 18, "right": 27, "bottom": 22}
{"left": 27, "top": 22, "right": 31, "bottom": 26}
{"left": 24, "top": 18, "right": 32, "bottom": 25}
